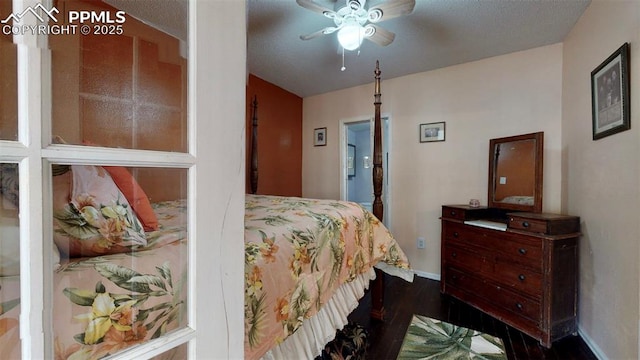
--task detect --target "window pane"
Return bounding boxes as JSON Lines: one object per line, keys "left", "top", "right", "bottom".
{"left": 151, "top": 342, "right": 188, "bottom": 360}
{"left": 50, "top": 0, "right": 188, "bottom": 152}
{"left": 52, "top": 165, "right": 188, "bottom": 358}
{"left": 0, "top": 1, "right": 18, "bottom": 141}
{"left": 0, "top": 163, "right": 21, "bottom": 358}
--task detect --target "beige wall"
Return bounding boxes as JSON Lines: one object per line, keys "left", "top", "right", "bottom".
{"left": 303, "top": 3, "right": 640, "bottom": 356}
{"left": 562, "top": 1, "right": 640, "bottom": 359}
{"left": 303, "top": 44, "right": 564, "bottom": 277}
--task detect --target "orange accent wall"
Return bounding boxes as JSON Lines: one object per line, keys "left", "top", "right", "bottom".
{"left": 246, "top": 75, "right": 302, "bottom": 196}
{"left": 0, "top": 0, "right": 17, "bottom": 140}
{"left": 50, "top": 0, "right": 187, "bottom": 202}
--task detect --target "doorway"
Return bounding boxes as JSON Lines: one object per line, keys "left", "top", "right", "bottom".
{"left": 343, "top": 117, "right": 390, "bottom": 227}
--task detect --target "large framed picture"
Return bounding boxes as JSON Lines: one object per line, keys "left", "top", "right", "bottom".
{"left": 314, "top": 127, "right": 327, "bottom": 146}
{"left": 419, "top": 122, "right": 445, "bottom": 143}
{"left": 591, "top": 43, "right": 630, "bottom": 140}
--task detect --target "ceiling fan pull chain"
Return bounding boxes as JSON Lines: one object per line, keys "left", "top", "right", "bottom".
{"left": 341, "top": 46, "right": 346, "bottom": 71}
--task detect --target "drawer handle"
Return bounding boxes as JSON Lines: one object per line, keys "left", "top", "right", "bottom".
{"left": 522, "top": 221, "right": 530, "bottom": 228}
{"left": 518, "top": 274, "right": 526, "bottom": 281}
{"left": 518, "top": 248, "right": 527, "bottom": 255}
{"left": 450, "top": 210, "right": 457, "bottom": 216}
{"left": 453, "top": 232, "right": 459, "bottom": 238}
{"left": 516, "top": 302, "right": 523, "bottom": 310}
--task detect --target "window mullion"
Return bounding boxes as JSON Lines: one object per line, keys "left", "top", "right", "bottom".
{"left": 12, "top": 0, "right": 51, "bottom": 358}
{"left": 15, "top": 26, "right": 46, "bottom": 360}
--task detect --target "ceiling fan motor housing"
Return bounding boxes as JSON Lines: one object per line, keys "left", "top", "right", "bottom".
{"left": 332, "top": 1, "right": 369, "bottom": 28}
{"left": 297, "top": 0, "right": 416, "bottom": 47}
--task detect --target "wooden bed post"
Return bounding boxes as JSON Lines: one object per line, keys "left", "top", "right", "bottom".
{"left": 371, "top": 61, "right": 385, "bottom": 320}
{"left": 250, "top": 95, "right": 259, "bottom": 194}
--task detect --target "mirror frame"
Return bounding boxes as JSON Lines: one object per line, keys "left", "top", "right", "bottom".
{"left": 487, "top": 132, "right": 543, "bottom": 213}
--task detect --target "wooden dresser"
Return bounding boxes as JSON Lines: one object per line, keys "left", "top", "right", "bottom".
{"left": 440, "top": 205, "right": 580, "bottom": 347}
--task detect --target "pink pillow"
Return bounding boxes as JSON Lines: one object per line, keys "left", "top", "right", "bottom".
{"left": 103, "top": 166, "right": 159, "bottom": 231}
{"left": 53, "top": 165, "right": 147, "bottom": 257}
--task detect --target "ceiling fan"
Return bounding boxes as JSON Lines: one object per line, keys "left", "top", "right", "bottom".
{"left": 296, "top": 0, "right": 416, "bottom": 51}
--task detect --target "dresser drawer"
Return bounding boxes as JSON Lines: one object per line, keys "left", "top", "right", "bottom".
{"left": 442, "top": 206, "right": 468, "bottom": 221}
{"left": 444, "top": 244, "right": 543, "bottom": 298}
{"left": 507, "top": 212, "right": 580, "bottom": 235}
{"left": 444, "top": 244, "right": 492, "bottom": 273}
{"left": 493, "top": 260, "right": 543, "bottom": 298}
{"left": 441, "top": 205, "right": 495, "bottom": 221}
{"left": 508, "top": 216, "right": 548, "bottom": 233}
{"left": 443, "top": 222, "right": 543, "bottom": 271}
{"left": 446, "top": 267, "right": 541, "bottom": 323}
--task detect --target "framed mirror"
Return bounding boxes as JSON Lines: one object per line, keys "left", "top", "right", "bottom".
{"left": 488, "top": 132, "right": 543, "bottom": 213}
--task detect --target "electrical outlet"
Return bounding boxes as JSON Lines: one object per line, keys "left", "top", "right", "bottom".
{"left": 417, "top": 237, "right": 426, "bottom": 249}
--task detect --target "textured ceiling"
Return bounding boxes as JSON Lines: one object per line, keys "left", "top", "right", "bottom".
{"left": 104, "top": 0, "right": 188, "bottom": 41}
{"left": 101, "top": 0, "right": 591, "bottom": 99}
{"left": 248, "top": 0, "right": 591, "bottom": 98}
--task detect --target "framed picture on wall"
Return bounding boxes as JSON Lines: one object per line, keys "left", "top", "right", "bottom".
{"left": 347, "top": 144, "right": 355, "bottom": 177}
{"left": 419, "top": 122, "right": 445, "bottom": 143}
{"left": 314, "top": 127, "right": 327, "bottom": 146}
{"left": 591, "top": 42, "right": 630, "bottom": 140}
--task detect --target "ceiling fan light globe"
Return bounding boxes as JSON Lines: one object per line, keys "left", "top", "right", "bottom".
{"left": 338, "top": 23, "right": 364, "bottom": 51}
{"left": 323, "top": 11, "right": 336, "bottom": 19}
{"left": 368, "top": 8, "right": 383, "bottom": 23}
{"left": 363, "top": 25, "right": 376, "bottom": 37}
{"left": 347, "top": 0, "right": 365, "bottom": 11}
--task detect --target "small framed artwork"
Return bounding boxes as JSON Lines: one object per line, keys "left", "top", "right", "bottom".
{"left": 314, "top": 127, "right": 327, "bottom": 146}
{"left": 419, "top": 122, "right": 445, "bottom": 143}
{"left": 591, "top": 42, "right": 630, "bottom": 140}
{"left": 347, "top": 144, "right": 355, "bottom": 177}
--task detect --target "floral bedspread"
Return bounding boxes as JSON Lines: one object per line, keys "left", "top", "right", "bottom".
{"left": 53, "top": 199, "right": 188, "bottom": 359}
{"left": 0, "top": 275, "right": 20, "bottom": 359}
{"left": 0, "top": 200, "right": 188, "bottom": 360}
{"left": 244, "top": 195, "right": 411, "bottom": 360}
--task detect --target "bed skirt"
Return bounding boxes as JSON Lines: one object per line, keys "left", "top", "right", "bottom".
{"left": 261, "top": 268, "right": 376, "bottom": 360}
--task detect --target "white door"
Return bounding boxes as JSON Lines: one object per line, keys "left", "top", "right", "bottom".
{"left": 342, "top": 117, "right": 390, "bottom": 228}
{"left": 0, "top": 1, "right": 245, "bottom": 358}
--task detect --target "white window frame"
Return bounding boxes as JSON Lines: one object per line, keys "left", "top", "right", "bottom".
{"left": 1, "top": 0, "right": 246, "bottom": 358}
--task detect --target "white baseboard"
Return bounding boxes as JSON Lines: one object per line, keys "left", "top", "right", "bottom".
{"left": 413, "top": 270, "right": 440, "bottom": 281}
{"left": 577, "top": 325, "right": 607, "bottom": 360}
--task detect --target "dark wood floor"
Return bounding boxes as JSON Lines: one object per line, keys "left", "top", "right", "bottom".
{"left": 348, "top": 274, "right": 597, "bottom": 360}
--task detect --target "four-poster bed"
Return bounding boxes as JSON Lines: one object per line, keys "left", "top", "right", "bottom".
{"left": 245, "top": 61, "right": 411, "bottom": 359}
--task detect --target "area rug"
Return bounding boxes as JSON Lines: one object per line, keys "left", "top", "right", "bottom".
{"left": 397, "top": 315, "right": 507, "bottom": 360}
{"left": 315, "top": 322, "right": 368, "bottom": 360}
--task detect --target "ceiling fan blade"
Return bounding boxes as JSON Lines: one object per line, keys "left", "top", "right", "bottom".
{"left": 368, "top": 0, "right": 416, "bottom": 22}
{"left": 300, "top": 27, "right": 339, "bottom": 41}
{"left": 296, "top": 0, "right": 337, "bottom": 18}
{"left": 364, "top": 24, "right": 395, "bottom": 46}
